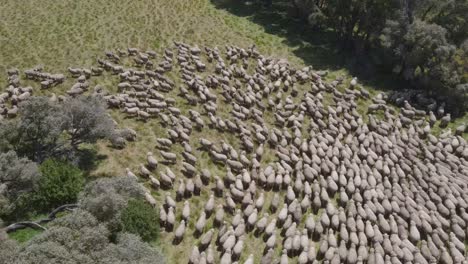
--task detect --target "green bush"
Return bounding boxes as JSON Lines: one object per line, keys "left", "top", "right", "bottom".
{"left": 36, "top": 159, "right": 85, "bottom": 211}
{"left": 119, "top": 199, "right": 159, "bottom": 242}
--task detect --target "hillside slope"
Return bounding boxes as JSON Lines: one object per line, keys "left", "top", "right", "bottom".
{"left": 1, "top": 0, "right": 467, "bottom": 263}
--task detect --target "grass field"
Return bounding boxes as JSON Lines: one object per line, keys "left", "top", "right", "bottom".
{"left": 1, "top": 0, "right": 467, "bottom": 261}
{"left": 0, "top": 0, "right": 298, "bottom": 81}
{"left": 8, "top": 228, "right": 43, "bottom": 244}
{"left": 1, "top": 0, "right": 465, "bottom": 131}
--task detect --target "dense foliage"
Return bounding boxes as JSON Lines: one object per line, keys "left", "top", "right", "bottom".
{"left": 0, "top": 220, "right": 20, "bottom": 264}
{"left": 0, "top": 97, "right": 67, "bottom": 163}
{"left": 0, "top": 94, "right": 163, "bottom": 262}
{"left": 0, "top": 96, "right": 115, "bottom": 163}
{"left": 63, "top": 96, "right": 116, "bottom": 148}
{"left": 79, "top": 176, "right": 146, "bottom": 234}
{"left": 1, "top": 176, "right": 163, "bottom": 264}
{"left": 290, "top": 0, "right": 467, "bottom": 113}
{"left": 1, "top": 210, "right": 165, "bottom": 264}
{"left": 35, "top": 159, "right": 85, "bottom": 211}
{"left": 120, "top": 199, "right": 160, "bottom": 242}
{"left": 0, "top": 151, "right": 41, "bottom": 221}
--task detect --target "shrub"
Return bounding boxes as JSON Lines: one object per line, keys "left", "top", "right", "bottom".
{"left": 14, "top": 209, "right": 165, "bottom": 264}
{"left": 120, "top": 199, "right": 159, "bottom": 242}
{"left": 0, "top": 235, "right": 20, "bottom": 264}
{"left": 96, "top": 233, "right": 166, "bottom": 264}
{"left": 17, "top": 209, "right": 111, "bottom": 264}
{"left": 79, "top": 176, "right": 145, "bottom": 233}
{"left": 0, "top": 151, "right": 41, "bottom": 221}
{"left": 36, "top": 159, "right": 85, "bottom": 211}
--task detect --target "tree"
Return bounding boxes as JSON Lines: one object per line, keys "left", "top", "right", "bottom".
{"left": 381, "top": 18, "right": 455, "bottom": 78}
{"left": 95, "top": 233, "right": 166, "bottom": 264}
{"left": 63, "top": 96, "right": 115, "bottom": 149}
{"left": 11, "top": 209, "right": 165, "bottom": 264}
{"left": 294, "top": 0, "right": 399, "bottom": 48}
{"left": 35, "top": 159, "right": 85, "bottom": 211}
{"left": 0, "top": 96, "right": 116, "bottom": 163}
{"left": 431, "top": 0, "right": 468, "bottom": 45}
{"left": 120, "top": 199, "right": 159, "bottom": 242}
{"left": 0, "top": 151, "right": 41, "bottom": 221}
{"left": 287, "top": 0, "right": 466, "bottom": 113}
{"left": 403, "top": 20, "right": 455, "bottom": 80}
{"left": 0, "top": 97, "right": 68, "bottom": 163}
{"left": 79, "top": 176, "right": 145, "bottom": 233}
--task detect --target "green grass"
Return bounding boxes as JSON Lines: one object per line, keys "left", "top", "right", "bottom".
{"left": 0, "top": 0, "right": 300, "bottom": 85}
{"left": 8, "top": 228, "right": 43, "bottom": 244}
{"left": 7, "top": 213, "right": 48, "bottom": 243}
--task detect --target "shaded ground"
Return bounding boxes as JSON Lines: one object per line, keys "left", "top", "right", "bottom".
{"left": 211, "top": 0, "right": 468, "bottom": 132}
{"left": 211, "top": 0, "right": 408, "bottom": 90}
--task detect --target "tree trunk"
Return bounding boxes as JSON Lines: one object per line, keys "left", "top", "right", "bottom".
{"left": 3, "top": 204, "right": 78, "bottom": 233}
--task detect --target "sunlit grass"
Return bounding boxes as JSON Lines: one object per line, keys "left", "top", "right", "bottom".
{"left": 8, "top": 228, "right": 43, "bottom": 244}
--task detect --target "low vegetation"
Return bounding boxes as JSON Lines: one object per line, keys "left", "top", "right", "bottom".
{"left": 120, "top": 199, "right": 160, "bottom": 242}
{"left": 0, "top": 151, "right": 41, "bottom": 221}
{"left": 1, "top": 210, "right": 165, "bottom": 264}
{"left": 0, "top": 97, "right": 164, "bottom": 263}
{"left": 35, "top": 159, "right": 85, "bottom": 210}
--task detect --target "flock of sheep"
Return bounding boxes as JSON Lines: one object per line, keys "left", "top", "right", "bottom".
{"left": 1, "top": 41, "right": 468, "bottom": 263}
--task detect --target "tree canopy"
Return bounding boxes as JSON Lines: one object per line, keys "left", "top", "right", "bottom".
{"left": 6, "top": 210, "right": 165, "bottom": 264}
{"left": 290, "top": 0, "right": 467, "bottom": 113}
{"left": 0, "top": 96, "right": 115, "bottom": 163}
{"left": 0, "top": 151, "right": 41, "bottom": 221}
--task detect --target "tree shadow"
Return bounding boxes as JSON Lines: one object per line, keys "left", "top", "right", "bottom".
{"left": 211, "top": 0, "right": 407, "bottom": 92}
{"left": 76, "top": 148, "right": 107, "bottom": 174}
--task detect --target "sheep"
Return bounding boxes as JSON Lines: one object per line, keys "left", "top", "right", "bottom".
{"left": 200, "top": 229, "right": 214, "bottom": 249}
{"left": 200, "top": 138, "right": 213, "bottom": 149}
{"left": 6, "top": 106, "right": 18, "bottom": 118}
{"left": 204, "top": 194, "right": 215, "bottom": 215}
{"left": 144, "top": 192, "right": 157, "bottom": 207}
{"left": 137, "top": 110, "right": 150, "bottom": 120}
{"left": 110, "top": 135, "right": 126, "bottom": 149}
{"left": 149, "top": 175, "right": 160, "bottom": 189}
{"left": 182, "top": 201, "right": 190, "bottom": 221}
{"left": 147, "top": 152, "right": 158, "bottom": 169}
{"left": 4, "top": 44, "right": 468, "bottom": 264}
{"left": 182, "top": 151, "right": 197, "bottom": 165}
{"left": 159, "top": 150, "right": 177, "bottom": 163}
{"left": 195, "top": 212, "right": 207, "bottom": 234}
{"left": 173, "top": 220, "right": 186, "bottom": 244}
{"left": 182, "top": 162, "right": 197, "bottom": 177}
{"left": 159, "top": 172, "right": 173, "bottom": 188}
{"left": 139, "top": 164, "right": 151, "bottom": 177}
{"left": 123, "top": 107, "right": 139, "bottom": 116}
{"left": 119, "top": 128, "right": 137, "bottom": 141}
{"left": 439, "top": 114, "right": 451, "bottom": 128}
{"left": 156, "top": 137, "right": 173, "bottom": 149}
